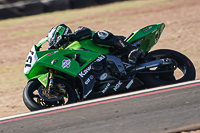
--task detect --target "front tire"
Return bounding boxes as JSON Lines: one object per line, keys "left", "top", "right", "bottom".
{"left": 138, "top": 49, "right": 196, "bottom": 88}
{"left": 23, "top": 78, "right": 78, "bottom": 111}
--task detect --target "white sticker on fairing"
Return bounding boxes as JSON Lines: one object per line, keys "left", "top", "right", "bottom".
{"left": 113, "top": 81, "right": 122, "bottom": 91}
{"left": 126, "top": 79, "right": 134, "bottom": 89}
{"left": 100, "top": 73, "right": 108, "bottom": 80}
{"left": 84, "top": 75, "right": 94, "bottom": 85}
{"left": 62, "top": 59, "right": 71, "bottom": 69}
{"left": 95, "top": 55, "right": 105, "bottom": 62}
{"left": 24, "top": 46, "right": 38, "bottom": 74}
{"left": 102, "top": 83, "right": 110, "bottom": 93}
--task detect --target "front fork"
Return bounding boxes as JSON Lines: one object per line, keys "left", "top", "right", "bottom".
{"left": 48, "top": 68, "right": 55, "bottom": 93}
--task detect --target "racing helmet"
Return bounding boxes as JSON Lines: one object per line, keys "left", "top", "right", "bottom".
{"left": 47, "top": 24, "right": 72, "bottom": 48}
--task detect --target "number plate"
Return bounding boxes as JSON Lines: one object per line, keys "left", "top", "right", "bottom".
{"left": 24, "top": 45, "right": 38, "bottom": 74}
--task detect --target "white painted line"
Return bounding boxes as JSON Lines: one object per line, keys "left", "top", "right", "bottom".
{"left": 0, "top": 80, "right": 200, "bottom": 121}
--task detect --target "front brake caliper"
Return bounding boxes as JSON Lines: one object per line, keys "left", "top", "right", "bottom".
{"left": 48, "top": 69, "right": 55, "bottom": 93}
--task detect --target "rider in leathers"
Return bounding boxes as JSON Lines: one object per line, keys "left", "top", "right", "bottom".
{"left": 47, "top": 24, "right": 144, "bottom": 63}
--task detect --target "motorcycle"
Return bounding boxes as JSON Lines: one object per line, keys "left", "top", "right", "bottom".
{"left": 23, "top": 23, "right": 196, "bottom": 111}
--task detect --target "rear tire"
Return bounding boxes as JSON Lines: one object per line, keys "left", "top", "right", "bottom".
{"left": 138, "top": 49, "right": 196, "bottom": 88}
{"left": 23, "top": 78, "right": 78, "bottom": 111}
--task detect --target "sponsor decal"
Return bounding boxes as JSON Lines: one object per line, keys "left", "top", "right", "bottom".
{"left": 102, "top": 83, "right": 110, "bottom": 93}
{"left": 47, "top": 50, "right": 58, "bottom": 56}
{"left": 89, "top": 75, "right": 94, "bottom": 79}
{"left": 100, "top": 73, "right": 108, "bottom": 80}
{"left": 62, "top": 59, "right": 71, "bottom": 69}
{"left": 79, "top": 55, "right": 106, "bottom": 78}
{"left": 79, "top": 65, "right": 92, "bottom": 78}
{"left": 95, "top": 55, "right": 106, "bottom": 62}
{"left": 43, "top": 78, "right": 47, "bottom": 81}
{"left": 85, "top": 78, "right": 90, "bottom": 85}
{"left": 85, "top": 75, "right": 94, "bottom": 85}
{"left": 113, "top": 81, "right": 122, "bottom": 91}
{"left": 119, "top": 40, "right": 125, "bottom": 47}
{"left": 144, "top": 26, "right": 152, "bottom": 31}
{"left": 24, "top": 46, "right": 38, "bottom": 74}
{"left": 126, "top": 79, "right": 134, "bottom": 89}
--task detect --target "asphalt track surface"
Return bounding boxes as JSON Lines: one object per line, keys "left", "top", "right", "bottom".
{"left": 1, "top": 80, "right": 200, "bottom": 133}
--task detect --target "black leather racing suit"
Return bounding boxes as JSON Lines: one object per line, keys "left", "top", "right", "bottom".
{"left": 66, "top": 26, "right": 133, "bottom": 51}
{"left": 58, "top": 26, "right": 142, "bottom": 63}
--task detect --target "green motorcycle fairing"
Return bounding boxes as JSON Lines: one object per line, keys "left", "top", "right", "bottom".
{"left": 24, "top": 38, "right": 109, "bottom": 97}
{"left": 38, "top": 73, "right": 49, "bottom": 87}
{"left": 67, "top": 39, "right": 110, "bottom": 54}
{"left": 24, "top": 47, "right": 103, "bottom": 79}
{"left": 126, "top": 23, "right": 165, "bottom": 52}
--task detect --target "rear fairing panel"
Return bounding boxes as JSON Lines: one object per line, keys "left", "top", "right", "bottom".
{"left": 126, "top": 23, "right": 165, "bottom": 52}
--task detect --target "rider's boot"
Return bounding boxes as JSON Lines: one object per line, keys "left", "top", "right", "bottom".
{"left": 117, "top": 40, "right": 145, "bottom": 64}
{"left": 128, "top": 49, "right": 145, "bottom": 64}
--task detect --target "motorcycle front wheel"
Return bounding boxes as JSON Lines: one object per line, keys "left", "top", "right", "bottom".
{"left": 138, "top": 49, "right": 196, "bottom": 88}
{"left": 23, "top": 78, "right": 78, "bottom": 111}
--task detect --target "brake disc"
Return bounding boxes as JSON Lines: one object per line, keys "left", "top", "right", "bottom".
{"left": 38, "top": 86, "right": 63, "bottom": 102}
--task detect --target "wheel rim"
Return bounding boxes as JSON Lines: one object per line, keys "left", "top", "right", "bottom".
{"left": 146, "top": 55, "right": 188, "bottom": 82}
{"left": 29, "top": 82, "right": 69, "bottom": 108}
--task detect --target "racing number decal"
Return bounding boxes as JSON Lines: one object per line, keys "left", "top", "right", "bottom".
{"left": 24, "top": 46, "right": 38, "bottom": 74}
{"left": 25, "top": 50, "right": 34, "bottom": 68}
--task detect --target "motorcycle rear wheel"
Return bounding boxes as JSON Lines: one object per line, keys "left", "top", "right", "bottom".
{"left": 23, "top": 78, "right": 78, "bottom": 111}
{"left": 138, "top": 49, "right": 196, "bottom": 88}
